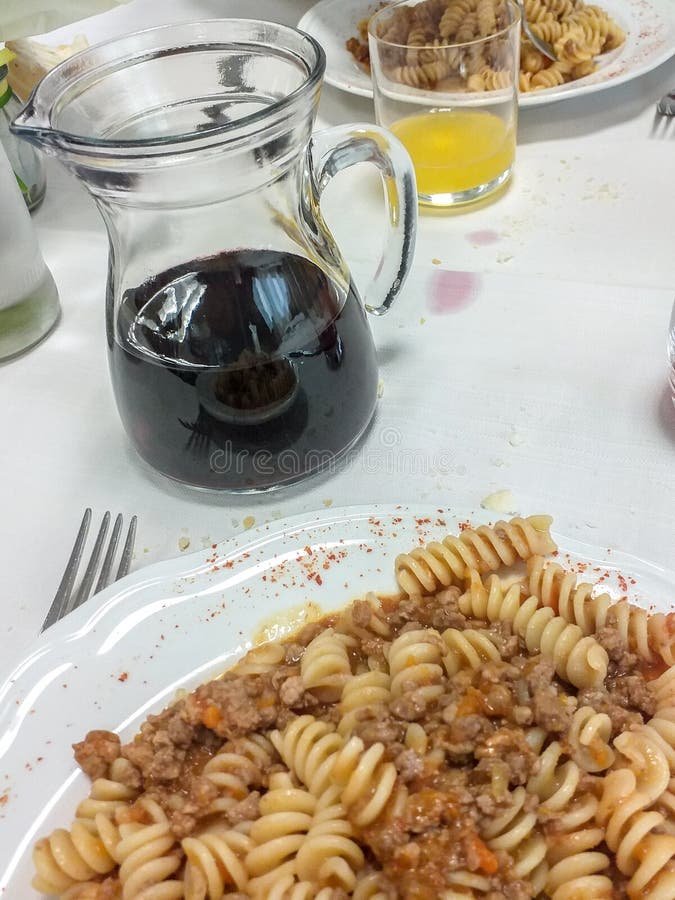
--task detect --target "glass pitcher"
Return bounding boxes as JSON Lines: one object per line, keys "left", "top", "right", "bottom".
{"left": 12, "top": 20, "right": 417, "bottom": 492}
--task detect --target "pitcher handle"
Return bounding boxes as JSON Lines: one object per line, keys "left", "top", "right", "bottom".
{"left": 309, "top": 123, "right": 417, "bottom": 316}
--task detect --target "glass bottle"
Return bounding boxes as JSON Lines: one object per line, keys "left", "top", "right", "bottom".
{"left": 0, "top": 140, "right": 60, "bottom": 361}
{"left": 0, "top": 49, "right": 46, "bottom": 211}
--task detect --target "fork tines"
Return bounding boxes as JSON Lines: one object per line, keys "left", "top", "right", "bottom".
{"left": 41, "top": 509, "right": 138, "bottom": 632}
{"left": 651, "top": 93, "right": 675, "bottom": 137}
{"left": 652, "top": 111, "right": 673, "bottom": 137}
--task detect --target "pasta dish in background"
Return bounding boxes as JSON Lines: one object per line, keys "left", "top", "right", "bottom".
{"left": 348, "top": 0, "right": 626, "bottom": 92}
{"left": 32, "top": 514, "right": 675, "bottom": 899}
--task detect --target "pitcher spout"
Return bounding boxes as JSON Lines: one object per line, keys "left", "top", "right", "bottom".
{"left": 10, "top": 99, "right": 56, "bottom": 153}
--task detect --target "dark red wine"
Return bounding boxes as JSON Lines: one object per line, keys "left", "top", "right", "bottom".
{"left": 109, "top": 250, "right": 378, "bottom": 490}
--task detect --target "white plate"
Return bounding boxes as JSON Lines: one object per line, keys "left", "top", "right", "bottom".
{"left": 2, "top": 504, "right": 674, "bottom": 895}
{"left": 299, "top": 0, "right": 675, "bottom": 106}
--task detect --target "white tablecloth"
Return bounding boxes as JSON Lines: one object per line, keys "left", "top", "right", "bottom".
{"left": 1, "top": 0, "right": 674, "bottom": 677}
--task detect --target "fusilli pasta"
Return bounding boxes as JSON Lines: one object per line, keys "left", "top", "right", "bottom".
{"left": 31, "top": 514, "right": 674, "bottom": 900}
{"left": 354, "top": 0, "right": 625, "bottom": 94}
{"left": 395, "top": 514, "right": 556, "bottom": 594}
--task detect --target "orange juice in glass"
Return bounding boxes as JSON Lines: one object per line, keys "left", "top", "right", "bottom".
{"left": 368, "top": 0, "right": 520, "bottom": 208}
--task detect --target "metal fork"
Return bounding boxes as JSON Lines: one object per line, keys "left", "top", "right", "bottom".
{"left": 652, "top": 91, "right": 675, "bottom": 136}
{"left": 513, "top": 0, "right": 557, "bottom": 61}
{"left": 41, "top": 509, "right": 138, "bottom": 631}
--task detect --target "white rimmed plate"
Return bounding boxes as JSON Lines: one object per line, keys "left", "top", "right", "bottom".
{"left": 298, "top": 0, "right": 675, "bottom": 105}
{"left": 1, "top": 504, "right": 674, "bottom": 895}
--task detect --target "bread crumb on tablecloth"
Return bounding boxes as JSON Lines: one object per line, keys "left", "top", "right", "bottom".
{"left": 480, "top": 489, "right": 519, "bottom": 515}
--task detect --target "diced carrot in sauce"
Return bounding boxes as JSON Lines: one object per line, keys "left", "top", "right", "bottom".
{"left": 256, "top": 695, "right": 277, "bottom": 709}
{"left": 467, "top": 834, "right": 500, "bottom": 875}
{"left": 201, "top": 705, "right": 222, "bottom": 729}
{"left": 455, "top": 688, "right": 485, "bottom": 717}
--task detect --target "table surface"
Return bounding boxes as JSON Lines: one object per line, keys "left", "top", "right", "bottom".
{"left": 1, "top": 0, "right": 674, "bottom": 679}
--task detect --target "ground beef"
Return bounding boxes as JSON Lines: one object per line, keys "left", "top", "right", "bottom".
{"left": 362, "top": 810, "right": 410, "bottom": 859}
{"left": 486, "top": 881, "right": 533, "bottom": 900}
{"left": 153, "top": 775, "right": 219, "bottom": 838}
{"left": 361, "top": 635, "right": 388, "bottom": 665}
{"left": 166, "top": 716, "right": 194, "bottom": 748}
{"left": 110, "top": 756, "right": 143, "bottom": 791}
{"left": 390, "top": 688, "right": 435, "bottom": 722}
{"left": 395, "top": 748, "right": 425, "bottom": 783}
{"left": 141, "top": 731, "right": 185, "bottom": 781}
{"left": 525, "top": 657, "right": 574, "bottom": 733}
{"left": 430, "top": 606, "right": 468, "bottom": 631}
{"left": 355, "top": 712, "right": 406, "bottom": 747}
{"left": 351, "top": 599, "right": 374, "bottom": 628}
{"left": 183, "top": 674, "right": 280, "bottom": 739}
{"left": 576, "top": 687, "right": 645, "bottom": 734}
{"left": 382, "top": 597, "right": 426, "bottom": 630}
{"left": 434, "top": 714, "right": 493, "bottom": 760}
{"left": 271, "top": 665, "right": 300, "bottom": 689}
{"left": 471, "top": 759, "right": 513, "bottom": 814}
{"left": 484, "top": 621, "right": 520, "bottom": 660}
{"left": 531, "top": 688, "right": 573, "bottom": 733}
{"left": 411, "top": 587, "right": 464, "bottom": 629}
{"left": 73, "top": 730, "right": 121, "bottom": 780}
{"left": 436, "top": 587, "right": 463, "bottom": 607}
{"left": 605, "top": 674, "right": 656, "bottom": 717}
{"left": 226, "top": 790, "right": 261, "bottom": 825}
{"left": 405, "top": 789, "right": 450, "bottom": 832}
{"left": 278, "top": 674, "right": 318, "bottom": 710}
{"left": 596, "top": 623, "right": 639, "bottom": 675}
{"left": 120, "top": 738, "right": 155, "bottom": 777}
{"left": 474, "top": 727, "right": 539, "bottom": 785}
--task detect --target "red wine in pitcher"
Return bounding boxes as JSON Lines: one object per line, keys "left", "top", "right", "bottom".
{"left": 109, "top": 250, "right": 379, "bottom": 490}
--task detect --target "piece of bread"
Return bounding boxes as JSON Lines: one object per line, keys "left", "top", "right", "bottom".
{"left": 5, "top": 34, "right": 88, "bottom": 100}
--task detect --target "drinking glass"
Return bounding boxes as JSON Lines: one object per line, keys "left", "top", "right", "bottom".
{"left": 368, "top": 0, "right": 520, "bottom": 208}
